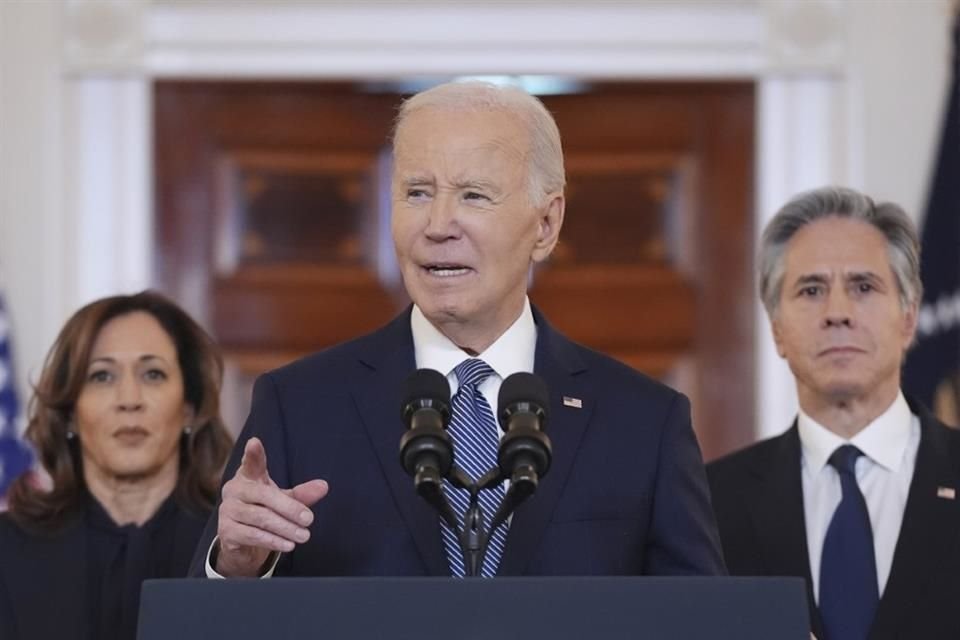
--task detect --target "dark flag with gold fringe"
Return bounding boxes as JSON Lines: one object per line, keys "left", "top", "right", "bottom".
{"left": 903, "top": 16, "right": 960, "bottom": 426}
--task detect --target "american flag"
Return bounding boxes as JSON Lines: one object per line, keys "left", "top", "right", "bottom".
{"left": 0, "top": 292, "right": 33, "bottom": 496}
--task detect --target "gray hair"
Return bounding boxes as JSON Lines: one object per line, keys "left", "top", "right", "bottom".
{"left": 392, "top": 81, "right": 566, "bottom": 205}
{"left": 758, "top": 186, "right": 922, "bottom": 315}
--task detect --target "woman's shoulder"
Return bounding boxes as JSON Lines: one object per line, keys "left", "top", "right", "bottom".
{"left": 0, "top": 511, "right": 26, "bottom": 540}
{"left": 0, "top": 512, "right": 35, "bottom": 559}
{"left": 0, "top": 510, "right": 80, "bottom": 550}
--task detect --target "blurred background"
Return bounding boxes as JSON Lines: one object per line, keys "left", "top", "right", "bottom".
{"left": 1, "top": 0, "right": 957, "bottom": 464}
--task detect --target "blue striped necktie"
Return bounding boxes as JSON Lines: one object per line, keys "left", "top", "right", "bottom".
{"left": 440, "top": 358, "right": 508, "bottom": 577}
{"left": 819, "top": 444, "right": 879, "bottom": 640}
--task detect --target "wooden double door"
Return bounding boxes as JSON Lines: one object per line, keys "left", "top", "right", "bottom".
{"left": 155, "top": 81, "right": 754, "bottom": 460}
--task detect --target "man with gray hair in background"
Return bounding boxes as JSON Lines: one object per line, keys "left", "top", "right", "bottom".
{"left": 191, "top": 80, "right": 725, "bottom": 580}
{"left": 708, "top": 187, "right": 960, "bottom": 640}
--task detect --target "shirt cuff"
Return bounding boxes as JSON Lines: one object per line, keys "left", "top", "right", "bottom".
{"left": 205, "top": 536, "right": 281, "bottom": 579}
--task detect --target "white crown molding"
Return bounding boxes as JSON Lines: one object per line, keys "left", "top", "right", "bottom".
{"left": 61, "top": 0, "right": 849, "bottom": 78}
{"left": 63, "top": 0, "right": 146, "bottom": 73}
{"left": 764, "top": 0, "right": 846, "bottom": 73}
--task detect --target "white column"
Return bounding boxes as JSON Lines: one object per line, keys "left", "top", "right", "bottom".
{"left": 63, "top": 76, "right": 152, "bottom": 304}
{"left": 755, "top": 75, "right": 852, "bottom": 437}
{"left": 0, "top": 0, "right": 69, "bottom": 407}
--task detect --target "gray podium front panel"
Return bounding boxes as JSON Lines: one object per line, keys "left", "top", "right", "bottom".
{"left": 138, "top": 576, "right": 810, "bottom": 640}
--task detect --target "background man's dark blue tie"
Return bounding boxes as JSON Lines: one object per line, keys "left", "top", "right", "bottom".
{"left": 819, "top": 444, "right": 879, "bottom": 640}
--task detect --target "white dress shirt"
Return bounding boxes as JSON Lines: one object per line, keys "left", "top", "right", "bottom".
{"left": 410, "top": 297, "right": 537, "bottom": 421}
{"left": 799, "top": 391, "right": 920, "bottom": 603}
{"left": 206, "top": 299, "right": 537, "bottom": 578}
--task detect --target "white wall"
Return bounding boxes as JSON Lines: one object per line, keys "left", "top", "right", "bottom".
{"left": 0, "top": 0, "right": 70, "bottom": 416}
{"left": 847, "top": 0, "right": 951, "bottom": 219}
{"left": 0, "top": 0, "right": 954, "bottom": 438}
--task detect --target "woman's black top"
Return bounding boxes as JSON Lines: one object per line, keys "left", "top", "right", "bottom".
{"left": 0, "top": 494, "right": 208, "bottom": 640}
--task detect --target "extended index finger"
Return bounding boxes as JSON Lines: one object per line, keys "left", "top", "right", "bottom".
{"left": 236, "top": 437, "right": 270, "bottom": 484}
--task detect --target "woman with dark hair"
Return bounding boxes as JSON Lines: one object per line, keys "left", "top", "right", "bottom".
{"left": 0, "top": 291, "right": 233, "bottom": 640}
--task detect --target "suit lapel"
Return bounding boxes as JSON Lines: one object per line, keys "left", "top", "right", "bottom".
{"left": 9, "top": 518, "right": 87, "bottom": 640}
{"left": 746, "top": 425, "right": 823, "bottom": 637}
{"left": 354, "top": 310, "right": 449, "bottom": 576}
{"left": 870, "top": 406, "right": 960, "bottom": 638}
{"left": 498, "top": 310, "right": 592, "bottom": 576}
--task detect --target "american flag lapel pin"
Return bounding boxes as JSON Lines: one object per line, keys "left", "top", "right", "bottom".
{"left": 937, "top": 486, "right": 956, "bottom": 500}
{"left": 562, "top": 396, "right": 583, "bottom": 409}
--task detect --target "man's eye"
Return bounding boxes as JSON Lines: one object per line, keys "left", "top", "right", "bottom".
{"left": 464, "top": 191, "right": 488, "bottom": 201}
{"left": 407, "top": 189, "right": 429, "bottom": 200}
{"left": 856, "top": 282, "right": 874, "bottom": 293}
{"left": 800, "top": 286, "right": 821, "bottom": 297}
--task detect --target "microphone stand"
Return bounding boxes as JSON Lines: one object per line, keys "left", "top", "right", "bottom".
{"left": 416, "top": 464, "right": 535, "bottom": 578}
{"left": 485, "top": 467, "right": 537, "bottom": 533}
{"left": 461, "top": 485, "right": 486, "bottom": 577}
{"left": 459, "top": 465, "right": 535, "bottom": 577}
{"left": 446, "top": 466, "right": 490, "bottom": 578}
{"left": 413, "top": 466, "right": 458, "bottom": 535}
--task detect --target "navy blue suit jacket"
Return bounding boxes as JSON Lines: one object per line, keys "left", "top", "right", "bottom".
{"left": 190, "top": 307, "right": 724, "bottom": 577}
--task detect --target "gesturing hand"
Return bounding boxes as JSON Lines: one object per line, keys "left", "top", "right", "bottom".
{"left": 215, "top": 437, "right": 329, "bottom": 577}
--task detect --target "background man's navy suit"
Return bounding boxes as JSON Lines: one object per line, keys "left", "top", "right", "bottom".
{"left": 191, "top": 308, "right": 725, "bottom": 576}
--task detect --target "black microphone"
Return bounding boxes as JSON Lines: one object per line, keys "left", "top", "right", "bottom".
{"left": 488, "top": 372, "right": 552, "bottom": 530}
{"left": 398, "top": 369, "right": 457, "bottom": 528}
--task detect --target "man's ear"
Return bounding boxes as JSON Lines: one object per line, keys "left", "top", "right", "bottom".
{"left": 531, "top": 193, "right": 565, "bottom": 264}
{"left": 901, "top": 301, "right": 920, "bottom": 351}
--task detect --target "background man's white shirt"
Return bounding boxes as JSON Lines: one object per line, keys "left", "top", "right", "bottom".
{"left": 799, "top": 391, "right": 919, "bottom": 602}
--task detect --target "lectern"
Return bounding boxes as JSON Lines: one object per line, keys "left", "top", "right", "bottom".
{"left": 138, "top": 576, "right": 809, "bottom": 640}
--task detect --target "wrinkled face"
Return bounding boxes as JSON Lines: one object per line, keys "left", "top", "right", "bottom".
{"left": 75, "top": 311, "right": 191, "bottom": 482}
{"left": 771, "top": 217, "right": 917, "bottom": 406}
{"left": 391, "top": 107, "right": 563, "bottom": 347}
